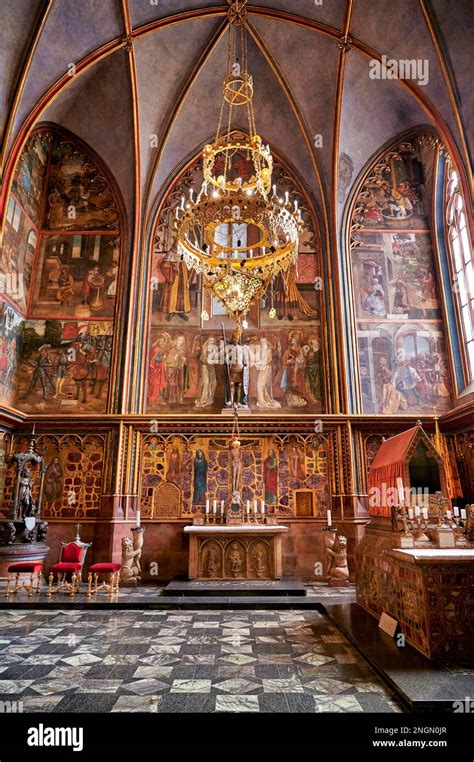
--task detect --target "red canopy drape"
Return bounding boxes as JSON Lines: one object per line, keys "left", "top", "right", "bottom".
{"left": 368, "top": 427, "right": 419, "bottom": 516}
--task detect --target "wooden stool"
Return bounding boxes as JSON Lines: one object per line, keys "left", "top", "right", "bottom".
{"left": 48, "top": 562, "right": 82, "bottom": 597}
{"left": 87, "top": 563, "right": 121, "bottom": 597}
{"left": 6, "top": 562, "right": 43, "bottom": 596}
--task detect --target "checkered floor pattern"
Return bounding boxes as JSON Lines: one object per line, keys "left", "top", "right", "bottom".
{"left": 0, "top": 609, "right": 402, "bottom": 713}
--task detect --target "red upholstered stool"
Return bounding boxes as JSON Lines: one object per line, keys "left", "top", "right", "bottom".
{"left": 87, "top": 563, "right": 121, "bottom": 597}
{"left": 48, "top": 541, "right": 86, "bottom": 597}
{"left": 6, "top": 562, "right": 43, "bottom": 597}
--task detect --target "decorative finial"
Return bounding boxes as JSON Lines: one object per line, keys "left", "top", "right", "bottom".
{"left": 28, "top": 423, "right": 37, "bottom": 453}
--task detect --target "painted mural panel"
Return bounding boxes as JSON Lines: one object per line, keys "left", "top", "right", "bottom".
{"left": 351, "top": 136, "right": 452, "bottom": 414}
{"left": 148, "top": 149, "right": 324, "bottom": 414}
{"left": 352, "top": 232, "right": 440, "bottom": 321}
{"left": 11, "top": 132, "right": 52, "bottom": 226}
{"left": 29, "top": 233, "right": 120, "bottom": 318}
{"left": 140, "top": 435, "right": 329, "bottom": 518}
{"left": 44, "top": 137, "right": 120, "bottom": 231}
{"left": 0, "top": 434, "right": 105, "bottom": 520}
{"left": 0, "top": 297, "right": 23, "bottom": 408}
{"left": 148, "top": 327, "right": 323, "bottom": 414}
{"left": 358, "top": 322, "right": 451, "bottom": 414}
{"left": 352, "top": 142, "right": 428, "bottom": 230}
{"left": 15, "top": 320, "right": 112, "bottom": 413}
{"left": 2, "top": 198, "right": 37, "bottom": 312}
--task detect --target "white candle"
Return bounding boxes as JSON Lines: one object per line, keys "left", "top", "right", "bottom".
{"left": 246, "top": 500, "right": 250, "bottom": 514}
{"left": 261, "top": 500, "right": 264, "bottom": 513}
{"left": 221, "top": 500, "right": 225, "bottom": 515}
{"left": 327, "top": 510, "right": 332, "bottom": 526}
{"left": 414, "top": 506, "right": 420, "bottom": 517}
{"left": 205, "top": 499, "right": 210, "bottom": 514}
{"left": 422, "top": 507, "right": 428, "bottom": 520}
{"left": 254, "top": 500, "right": 258, "bottom": 514}
{"left": 213, "top": 500, "right": 217, "bottom": 515}
{"left": 446, "top": 510, "right": 452, "bottom": 520}
{"left": 136, "top": 511, "right": 141, "bottom": 527}
{"left": 262, "top": 503, "right": 266, "bottom": 515}
{"left": 396, "top": 477, "right": 404, "bottom": 504}
{"left": 453, "top": 505, "right": 460, "bottom": 517}
{"left": 408, "top": 508, "right": 414, "bottom": 520}
{"left": 461, "top": 508, "right": 467, "bottom": 520}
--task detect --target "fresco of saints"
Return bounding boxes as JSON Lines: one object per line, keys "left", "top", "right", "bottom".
{"left": 264, "top": 448, "right": 278, "bottom": 504}
{"left": 159, "top": 245, "right": 191, "bottom": 321}
{"left": 149, "top": 335, "right": 168, "bottom": 405}
{"left": 192, "top": 449, "right": 208, "bottom": 505}
{"left": 195, "top": 336, "right": 218, "bottom": 408}
{"left": 304, "top": 337, "right": 322, "bottom": 404}
{"left": 166, "top": 446, "right": 182, "bottom": 485}
{"left": 289, "top": 445, "right": 305, "bottom": 481}
{"left": 254, "top": 337, "right": 281, "bottom": 409}
{"left": 44, "top": 456, "right": 64, "bottom": 503}
{"left": 163, "top": 335, "right": 189, "bottom": 405}
{"left": 280, "top": 335, "right": 307, "bottom": 407}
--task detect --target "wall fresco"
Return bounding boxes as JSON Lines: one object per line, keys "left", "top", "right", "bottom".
{"left": 351, "top": 136, "right": 452, "bottom": 414}
{"left": 140, "top": 434, "right": 330, "bottom": 517}
{"left": 15, "top": 320, "right": 112, "bottom": 413}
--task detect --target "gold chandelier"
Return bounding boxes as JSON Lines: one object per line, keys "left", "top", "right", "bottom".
{"left": 175, "top": 0, "right": 303, "bottom": 322}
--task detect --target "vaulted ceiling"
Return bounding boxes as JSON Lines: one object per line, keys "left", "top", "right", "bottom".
{"left": 0, "top": 0, "right": 472, "bottom": 237}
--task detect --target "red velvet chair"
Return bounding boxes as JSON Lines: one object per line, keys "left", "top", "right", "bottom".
{"left": 48, "top": 541, "right": 88, "bottom": 597}
{"left": 6, "top": 562, "right": 43, "bottom": 596}
{"left": 87, "top": 562, "right": 121, "bottom": 597}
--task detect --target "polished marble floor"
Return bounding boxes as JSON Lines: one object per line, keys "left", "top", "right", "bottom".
{"left": 0, "top": 608, "right": 402, "bottom": 713}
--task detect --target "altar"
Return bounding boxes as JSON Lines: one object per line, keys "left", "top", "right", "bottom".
{"left": 184, "top": 524, "right": 288, "bottom": 580}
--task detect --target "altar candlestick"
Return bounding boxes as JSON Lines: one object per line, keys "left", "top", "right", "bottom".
{"left": 213, "top": 500, "right": 217, "bottom": 515}
{"left": 453, "top": 505, "right": 460, "bottom": 517}
{"left": 261, "top": 500, "right": 264, "bottom": 513}
{"left": 136, "top": 511, "right": 141, "bottom": 527}
{"left": 262, "top": 503, "right": 266, "bottom": 515}
{"left": 408, "top": 508, "right": 414, "bottom": 520}
{"left": 327, "top": 510, "right": 332, "bottom": 527}
{"left": 205, "top": 499, "right": 210, "bottom": 514}
{"left": 422, "top": 507, "right": 428, "bottom": 520}
{"left": 220, "top": 500, "right": 225, "bottom": 515}
{"left": 254, "top": 500, "right": 258, "bottom": 514}
{"left": 414, "top": 506, "right": 420, "bottom": 517}
{"left": 461, "top": 508, "right": 467, "bottom": 520}
{"left": 446, "top": 510, "right": 452, "bottom": 520}
{"left": 246, "top": 500, "right": 250, "bottom": 514}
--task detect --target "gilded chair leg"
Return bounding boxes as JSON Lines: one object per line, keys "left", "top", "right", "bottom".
{"left": 13, "top": 573, "right": 20, "bottom": 594}
{"left": 76, "top": 574, "right": 81, "bottom": 593}
{"left": 48, "top": 573, "right": 54, "bottom": 597}
{"left": 36, "top": 572, "right": 41, "bottom": 594}
{"left": 5, "top": 573, "right": 11, "bottom": 596}
{"left": 28, "top": 572, "right": 34, "bottom": 597}
{"left": 115, "top": 571, "right": 120, "bottom": 594}
{"left": 94, "top": 573, "right": 98, "bottom": 594}
{"left": 70, "top": 573, "right": 77, "bottom": 596}
{"left": 55, "top": 572, "right": 62, "bottom": 593}
{"left": 87, "top": 572, "right": 92, "bottom": 597}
